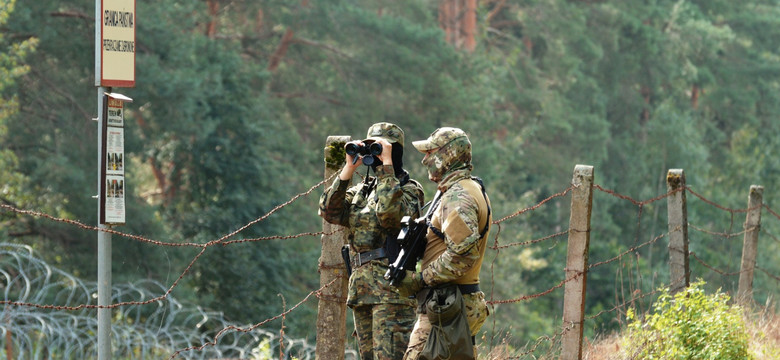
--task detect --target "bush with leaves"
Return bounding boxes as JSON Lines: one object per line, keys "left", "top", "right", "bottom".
{"left": 623, "top": 280, "right": 753, "bottom": 359}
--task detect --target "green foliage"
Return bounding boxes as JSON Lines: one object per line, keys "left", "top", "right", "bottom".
{"left": 3, "top": 0, "right": 780, "bottom": 348}
{"left": 624, "top": 280, "right": 753, "bottom": 359}
{"left": 0, "top": 0, "right": 37, "bottom": 236}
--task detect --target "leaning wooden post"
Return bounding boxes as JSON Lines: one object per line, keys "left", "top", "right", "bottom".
{"left": 666, "top": 169, "right": 689, "bottom": 295}
{"left": 561, "top": 164, "right": 594, "bottom": 360}
{"left": 737, "top": 185, "right": 763, "bottom": 303}
{"left": 316, "top": 136, "right": 351, "bottom": 360}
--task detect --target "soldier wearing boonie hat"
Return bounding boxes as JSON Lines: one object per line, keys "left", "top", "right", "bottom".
{"left": 319, "top": 122, "right": 424, "bottom": 360}
{"left": 396, "top": 127, "right": 492, "bottom": 360}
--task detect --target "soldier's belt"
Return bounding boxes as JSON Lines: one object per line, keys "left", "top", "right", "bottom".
{"left": 351, "top": 248, "right": 387, "bottom": 267}
{"left": 457, "top": 283, "right": 480, "bottom": 295}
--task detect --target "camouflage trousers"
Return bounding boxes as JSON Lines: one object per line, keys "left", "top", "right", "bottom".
{"left": 353, "top": 302, "right": 416, "bottom": 360}
{"left": 403, "top": 291, "right": 489, "bottom": 360}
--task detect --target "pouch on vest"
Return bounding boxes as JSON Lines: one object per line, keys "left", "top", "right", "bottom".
{"left": 419, "top": 284, "right": 474, "bottom": 360}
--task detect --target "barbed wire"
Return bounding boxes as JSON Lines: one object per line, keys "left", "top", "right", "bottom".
{"left": 221, "top": 230, "right": 333, "bottom": 245}
{"left": 503, "top": 320, "right": 574, "bottom": 359}
{"left": 0, "top": 174, "right": 335, "bottom": 249}
{"left": 583, "top": 272, "right": 689, "bottom": 325}
{"left": 685, "top": 186, "right": 759, "bottom": 213}
{"left": 588, "top": 229, "right": 672, "bottom": 270}
{"left": 487, "top": 270, "right": 584, "bottom": 305}
{"left": 763, "top": 203, "right": 780, "bottom": 221}
{"left": 168, "top": 277, "right": 340, "bottom": 359}
{"left": 489, "top": 229, "right": 568, "bottom": 250}
{"left": 201, "top": 174, "right": 335, "bottom": 247}
{"left": 3, "top": 172, "right": 779, "bottom": 359}
{"left": 585, "top": 288, "right": 660, "bottom": 321}
{"left": 2, "top": 245, "right": 207, "bottom": 311}
{"left": 688, "top": 223, "right": 756, "bottom": 238}
{"left": 757, "top": 265, "right": 780, "bottom": 283}
{"left": 689, "top": 251, "right": 744, "bottom": 277}
{"left": 493, "top": 185, "right": 574, "bottom": 224}
{"left": 1, "top": 244, "right": 320, "bottom": 359}
{"left": 594, "top": 184, "right": 682, "bottom": 207}
{"left": 1, "top": 176, "right": 334, "bottom": 314}
{"left": 484, "top": 181, "right": 779, "bottom": 358}
{"left": 763, "top": 229, "right": 780, "bottom": 245}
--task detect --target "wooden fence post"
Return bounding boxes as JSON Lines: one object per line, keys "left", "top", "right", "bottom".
{"left": 561, "top": 164, "right": 594, "bottom": 360}
{"left": 316, "top": 136, "right": 351, "bottom": 360}
{"left": 737, "top": 185, "right": 763, "bottom": 303}
{"left": 666, "top": 169, "right": 689, "bottom": 295}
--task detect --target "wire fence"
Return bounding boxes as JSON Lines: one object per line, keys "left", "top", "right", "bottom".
{"left": 2, "top": 167, "right": 779, "bottom": 359}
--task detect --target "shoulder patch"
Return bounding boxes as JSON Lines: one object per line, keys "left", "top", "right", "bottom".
{"left": 442, "top": 207, "right": 471, "bottom": 245}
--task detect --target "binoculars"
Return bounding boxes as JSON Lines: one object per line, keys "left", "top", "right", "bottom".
{"left": 346, "top": 142, "right": 382, "bottom": 166}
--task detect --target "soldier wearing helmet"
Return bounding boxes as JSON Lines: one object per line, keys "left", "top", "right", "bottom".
{"left": 395, "top": 127, "right": 492, "bottom": 360}
{"left": 319, "top": 122, "right": 424, "bottom": 360}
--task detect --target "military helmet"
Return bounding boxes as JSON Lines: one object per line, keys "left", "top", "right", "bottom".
{"left": 366, "top": 122, "right": 404, "bottom": 147}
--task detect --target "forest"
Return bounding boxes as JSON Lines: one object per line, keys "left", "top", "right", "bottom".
{"left": 2, "top": 0, "right": 780, "bottom": 358}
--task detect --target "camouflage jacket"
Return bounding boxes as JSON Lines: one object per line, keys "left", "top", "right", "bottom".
{"left": 319, "top": 164, "right": 424, "bottom": 306}
{"left": 420, "top": 168, "right": 491, "bottom": 287}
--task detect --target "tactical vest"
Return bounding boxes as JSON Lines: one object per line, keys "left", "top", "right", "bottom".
{"left": 422, "top": 177, "right": 491, "bottom": 285}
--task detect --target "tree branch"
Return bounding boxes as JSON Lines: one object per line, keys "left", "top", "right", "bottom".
{"left": 271, "top": 92, "right": 345, "bottom": 106}
{"left": 268, "top": 29, "right": 295, "bottom": 72}
{"left": 291, "top": 37, "right": 352, "bottom": 58}
{"left": 49, "top": 11, "right": 92, "bottom": 21}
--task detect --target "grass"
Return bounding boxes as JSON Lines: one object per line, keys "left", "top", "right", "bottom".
{"left": 582, "top": 300, "right": 780, "bottom": 360}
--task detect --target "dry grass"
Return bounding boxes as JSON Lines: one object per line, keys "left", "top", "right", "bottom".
{"left": 745, "top": 301, "right": 780, "bottom": 360}
{"left": 475, "top": 301, "right": 779, "bottom": 359}
{"left": 582, "top": 333, "right": 623, "bottom": 360}
{"left": 581, "top": 301, "right": 780, "bottom": 360}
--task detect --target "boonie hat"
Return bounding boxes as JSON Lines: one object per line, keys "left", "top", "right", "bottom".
{"left": 366, "top": 122, "right": 404, "bottom": 146}
{"left": 413, "top": 127, "right": 468, "bottom": 152}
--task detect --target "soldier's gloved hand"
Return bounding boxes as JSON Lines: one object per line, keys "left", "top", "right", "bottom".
{"left": 395, "top": 270, "right": 425, "bottom": 298}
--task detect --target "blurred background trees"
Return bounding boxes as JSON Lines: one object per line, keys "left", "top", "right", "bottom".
{"left": 2, "top": 0, "right": 779, "bottom": 348}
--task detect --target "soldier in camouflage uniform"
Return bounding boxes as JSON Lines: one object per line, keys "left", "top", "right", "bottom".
{"left": 319, "top": 123, "right": 424, "bottom": 360}
{"left": 395, "top": 127, "right": 492, "bottom": 360}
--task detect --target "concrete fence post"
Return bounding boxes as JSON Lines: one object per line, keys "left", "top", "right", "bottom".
{"left": 666, "top": 169, "right": 689, "bottom": 295}
{"left": 737, "top": 185, "right": 763, "bottom": 303}
{"left": 561, "top": 164, "right": 594, "bottom": 360}
{"left": 316, "top": 136, "right": 351, "bottom": 360}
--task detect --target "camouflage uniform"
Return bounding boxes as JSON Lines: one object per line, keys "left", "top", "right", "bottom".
{"left": 319, "top": 123, "right": 424, "bottom": 360}
{"left": 403, "top": 127, "right": 492, "bottom": 360}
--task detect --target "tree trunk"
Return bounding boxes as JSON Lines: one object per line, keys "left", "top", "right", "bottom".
{"left": 206, "top": 0, "right": 219, "bottom": 37}
{"left": 439, "top": 0, "right": 477, "bottom": 52}
{"left": 268, "top": 29, "right": 295, "bottom": 72}
{"left": 691, "top": 84, "right": 700, "bottom": 109}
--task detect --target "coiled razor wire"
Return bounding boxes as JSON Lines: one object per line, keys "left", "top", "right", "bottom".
{"left": 0, "top": 243, "right": 340, "bottom": 359}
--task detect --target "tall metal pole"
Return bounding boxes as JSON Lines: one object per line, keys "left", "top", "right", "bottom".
{"left": 96, "top": 89, "right": 112, "bottom": 360}
{"left": 95, "top": 1, "right": 112, "bottom": 358}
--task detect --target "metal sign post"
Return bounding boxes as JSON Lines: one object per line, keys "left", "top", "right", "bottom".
{"left": 95, "top": 87, "right": 112, "bottom": 360}
{"left": 95, "top": 0, "right": 135, "bottom": 358}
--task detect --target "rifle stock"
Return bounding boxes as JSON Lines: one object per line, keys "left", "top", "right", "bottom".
{"left": 384, "top": 215, "right": 428, "bottom": 286}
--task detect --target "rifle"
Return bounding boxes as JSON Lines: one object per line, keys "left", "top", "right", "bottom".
{"left": 384, "top": 191, "right": 441, "bottom": 286}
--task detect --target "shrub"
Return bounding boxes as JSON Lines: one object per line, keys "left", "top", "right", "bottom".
{"left": 623, "top": 280, "right": 753, "bottom": 359}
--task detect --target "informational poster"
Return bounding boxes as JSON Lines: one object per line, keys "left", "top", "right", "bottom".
{"left": 107, "top": 97, "right": 124, "bottom": 127}
{"left": 100, "top": 94, "right": 131, "bottom": 224}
